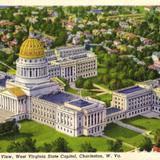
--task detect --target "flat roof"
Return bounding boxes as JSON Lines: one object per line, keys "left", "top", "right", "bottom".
{"left": 106, "top": 107, "right": 121, "bottom": 115}
{"left": 118, "top": 86, "right": 143, "bottom": 94}
{"left": 0, "top": 76, "right": 10, "bottom": 87}
{"left": 40, "top": 92, "right": 78, "bottom": 105}
{"left": 69, "top": 99, "right": 92, "bottom": 108}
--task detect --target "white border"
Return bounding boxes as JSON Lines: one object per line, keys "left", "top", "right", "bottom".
{"left": 0, "top": 0, "right": 160, "bottom": 6}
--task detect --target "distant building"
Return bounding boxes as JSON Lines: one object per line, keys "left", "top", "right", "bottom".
{"left": 48, "top": 45, "right": 97, "bottom": 82}
{"left": 89, "top": 9, "right": 104, "bottom": 14}
{"left": 152, "top": 51, "right": 160, "bottom": 62}
{"left": 148, "top": 61, "right": 160, "bottom": 74}
{"left": 148, "top": 51, "right": 160, "bottom": 74}
{"left": 106, "top": 81, "right": 160, "bottom": 124}
{"left": 152, "top": 146, "right": 160, "bottom": 152}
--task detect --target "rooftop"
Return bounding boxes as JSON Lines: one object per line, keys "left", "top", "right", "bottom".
{"left": 69, "top": 99, "right": 92, "bottom": 108}
{"left": 8, "top": 87, "right": 26, "bottom": 97}
{"left": 0, "top": 75, "right": 10, "bottom": 87}
{"left": 118, "top": 86, "right": 144, "bottom": 94}
{"left": 106, "top": 107, "right": 121, "bottom": 115}
{"left": 40, "top": 92, "right": 78, "bottom": 105}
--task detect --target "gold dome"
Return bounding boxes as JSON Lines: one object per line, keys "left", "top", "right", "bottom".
{"left": 19, "top": 38, "right": 45, "bottom": 59}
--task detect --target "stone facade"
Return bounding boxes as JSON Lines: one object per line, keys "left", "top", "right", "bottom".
{"left": 48, "top": 46, "right": 97, "bottom": 82}
{"left": 31, "top": 93, "right": 106, "bottom": 136}
{"left": 0, "top": 35, "right": 160, "bottom": 138}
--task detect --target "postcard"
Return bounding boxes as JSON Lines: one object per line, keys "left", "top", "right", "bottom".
{"left": 0, "top": 1, "right": 160, "bottom": 160}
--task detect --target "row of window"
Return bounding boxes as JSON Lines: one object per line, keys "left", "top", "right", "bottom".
{"left": 32, "top": 104, "right": 54, "bottom": 112}
{"left": 128, "top": 94, "right": 152, "bottom": 102}
{"left": 107, "top": 113, "right": 126, "bottom": 123}
{"left": 20, "top": 58, "right": 45, "bottom": 63}
{"left": 88, "top": 126, "right": 103, "bottom": 134}
{"left": 128, "top": 107, "right": 149, "bottom": 116}
{"left": 57, "top": 125, "right": 73, "bottom": 134}
{"left": 32, "top": 116, "right": 54, "bottom": 126}
{"left": 153, "top": 107, "right": 160, "bottom": 112}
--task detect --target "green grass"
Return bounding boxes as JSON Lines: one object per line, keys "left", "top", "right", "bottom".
{"left": 7, "top": 69, "right": 16, "bottom": 75}
{"left": 66, "top": 87, "right": 98, "bottom": 98}
{"left": 95, "top": 94, "right": 112, "bottom": 107}
{"left": 0, "top": 120, "right": 132, "bottom": 152}
{"left": 66, "top": 87, "right": 79, "bottom": 95}
{"left": 104, "top": 123, "right": 146, "bottom": 147}
{"left": 122, "top": 116, "right": 160, "bottom": 135}
{"left": 81, "top": 89, "right": 97, "bottom": 97}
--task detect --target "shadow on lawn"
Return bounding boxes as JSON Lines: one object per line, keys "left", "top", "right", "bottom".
{"left": 0, "top": 132, "right": 33, "bottom": 141}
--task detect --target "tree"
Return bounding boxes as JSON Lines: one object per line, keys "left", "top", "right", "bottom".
{"left": 14, "top": 15, "right": 25, "bottom": 24}
{"left": 154, "top": 129, "right": 160, "bottom": 147}
{"left": 139, "top": 137, "right": 152, "bottom": 152}
{"left": 83, "top": 79, "right": 93, "bottom": 89}
{"left": 108, "top": 139, "right": 123, "bottom": 152}
{"left": 7, "top": 138, "right": 37, "bottom": 152}
{"left": 75, "top": 77, "right": 85, "bottom": 88}
{"left": 39, "top": 137, "right": 72, "bottom": 152}
{"left": 0, "top": 119, "right": 19, "bottom": 135}
{"left": 80, "top": 142, "right": 97, "bottom": 152}
{"left": 40, "top": 143, "right": 52, "bottom": 152}
{"left": 51, "top": 137, "right": 72, "bottom": 152}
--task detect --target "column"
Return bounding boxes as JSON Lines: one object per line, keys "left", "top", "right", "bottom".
{"left": 88, "top": 115, "right": 90, "bottom": 127}
{"left": 71, "top": 67, "right": 73, "bottom": 76}
{"left": 94, "top": 113, "right": 96, "bottom": 125}
{"left": 4, "top": 97, "right": 5, "bottom": 109}
{"left": 98, "top": 113, "right": 101, "bottom": 123}
{"left": 101, "top": 112, "right": 103, "bottom": 123}
{"left": 68, "top": 67, "right": 69, "bottom": 77}
{"left": 65, "top": 68, "right": 67, "bottom": 77}
{"left": 17, "top": 100, "right": 19, "bottom": 114}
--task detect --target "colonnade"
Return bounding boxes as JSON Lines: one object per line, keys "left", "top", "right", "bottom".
{"left": 0, "top": 95, "right": 27, "bottom": 114}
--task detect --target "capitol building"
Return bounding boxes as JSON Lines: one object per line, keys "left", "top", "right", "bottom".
{"left": 0, "top": 33, "right": 105, "bottom": 136}
{"left": 0, "top": 33, "right": 160, "bottom": 137}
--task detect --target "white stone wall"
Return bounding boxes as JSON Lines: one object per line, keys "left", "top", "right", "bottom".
{"left": 0, "top": 92, "right": 28, "bottom": 120}
{"left": 111, "top": 89, "right": 152, "bottom": 111}
{"left": 49, "top": 46, "right": 97, "bottom": 82}
{"left": 31, "top": 97, "right": 56, "bottom": 127}
{"left": 15, "top": 57, "right": 50, "bottom": 86}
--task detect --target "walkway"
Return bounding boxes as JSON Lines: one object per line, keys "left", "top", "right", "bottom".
{"left": 93, "top": 83, "right": 112, "bottom": 95}
{"left": 101, "top": 134, "right": 136, "bottom": 149}
{"left": 0, "top": 61, "right": 15, "bottom": 70}
{"left": 115, "top": 121, "right": 146, "bottom": 134}
{"left": 141, "top": 111, "right": 160, "bottom": 119}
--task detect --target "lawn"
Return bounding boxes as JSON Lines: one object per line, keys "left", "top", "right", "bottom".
{"left": 66, "top": 87, "right": 79, "bottom": 95}
{"left": 104, "top": 123, "right": 146, "bottom": 147}
{"left": 95, "top": 94, "right": 112, "bottom": 107}
{"left": 66, "top": 86, "right": 99, "bottom": 98}
{"left": 0, "top": 120, "right": 132, "bottom": 152}
{"left": 7, "top": 69, "right": 16, "bottom": 75}
{"left": 122, "top": 116, "right": 160, "bottom": 135}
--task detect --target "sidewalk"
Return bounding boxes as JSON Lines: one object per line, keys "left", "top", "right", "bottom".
{"left": 115, "top": 121, "right": 146, "bottom": 134}
{"left": 101, "top": 134, "right": 136, "bottom": 149}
